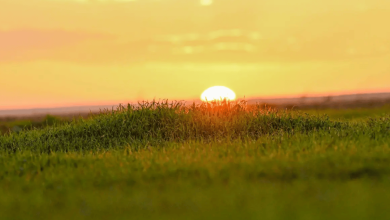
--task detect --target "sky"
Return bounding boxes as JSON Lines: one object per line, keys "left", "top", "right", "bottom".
{"left": 1, "top": 0, "right": 390, "bottom": 110}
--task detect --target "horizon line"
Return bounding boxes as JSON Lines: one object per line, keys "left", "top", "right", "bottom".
{"left": 2, "top": 89, "right": 390, "bottom": 112}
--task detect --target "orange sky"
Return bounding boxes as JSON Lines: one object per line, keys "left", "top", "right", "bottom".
{"left": 1, "top": 0, "right": 390, "bottom": 110}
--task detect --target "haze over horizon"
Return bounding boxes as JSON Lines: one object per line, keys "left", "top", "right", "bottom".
{"left": 1, "top": 0, "right": 390, "bottom": 110}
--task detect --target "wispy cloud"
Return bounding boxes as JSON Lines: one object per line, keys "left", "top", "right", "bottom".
{"left": 0, "top": 29, "right": 111, "bottom": 62}
{"left": 1, "top": 1, "right": 389, "bottom": 64}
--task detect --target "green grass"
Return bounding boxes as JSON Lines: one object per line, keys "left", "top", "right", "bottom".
{"left": 0, "top": 115, "right": 70, "bottom": 135}
{"left": 302, "top": 105, "right": 390, "bottom": 121}
{"left": 1, "top": 101, "right": 390, "bottom": 220}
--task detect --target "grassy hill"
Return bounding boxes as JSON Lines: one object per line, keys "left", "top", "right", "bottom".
{"left": 1, "top": 101, "right": 390, "bottom": 220}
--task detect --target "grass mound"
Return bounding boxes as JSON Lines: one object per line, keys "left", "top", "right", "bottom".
{"left": 0, "top": 100, "right": 345, "bottom": 153}
{"left": 1, "top": 101, "right": 390, "bottom": 220}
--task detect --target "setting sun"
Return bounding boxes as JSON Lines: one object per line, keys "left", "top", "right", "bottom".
{"left": 201, "top": 86, "right": 236, "bottom": 102}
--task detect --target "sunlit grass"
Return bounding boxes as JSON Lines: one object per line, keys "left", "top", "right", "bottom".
{"left": 0, "top": 100, "right": 348, "bottom": 152}
{"left": 0, "top": 100, "right": 390, "bottom": 219}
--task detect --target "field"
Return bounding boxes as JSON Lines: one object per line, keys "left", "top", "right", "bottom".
{"left": 1, "top": 101, "right": 390, "bottom": 220}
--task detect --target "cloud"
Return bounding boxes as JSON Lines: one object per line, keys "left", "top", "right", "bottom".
{"left": 1, "top": 8, "right": 389, "bottom": 64}
{"left": 0, "top": 29, "right": 111, "bottom": 62}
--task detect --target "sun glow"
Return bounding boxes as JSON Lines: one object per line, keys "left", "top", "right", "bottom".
{"left": 200, "top": 0, "right": 213, "bottom": 6}
{"left": 201, "top": 86, "right": 236, "bottom": 102}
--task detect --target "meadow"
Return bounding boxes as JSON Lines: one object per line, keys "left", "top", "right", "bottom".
{"left": 1, "top": 101, "right": 390, "bottom": 220}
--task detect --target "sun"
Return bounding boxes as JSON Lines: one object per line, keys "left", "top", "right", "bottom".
{"left": 201, "top": 86, "right": 236, "bottom": 102}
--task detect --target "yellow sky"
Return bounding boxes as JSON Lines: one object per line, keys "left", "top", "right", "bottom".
{"left": 1, "top": 0, "right": 390, "bottom": 109}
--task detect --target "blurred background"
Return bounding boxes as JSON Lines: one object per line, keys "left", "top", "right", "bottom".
{"left": 1, "top": 0, "right": 390, "bottom": 112}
